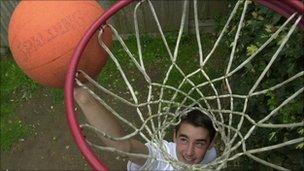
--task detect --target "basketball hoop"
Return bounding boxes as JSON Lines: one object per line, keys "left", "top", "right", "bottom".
{"left": 65, "top": 0, "right": 304, "bottom": 170}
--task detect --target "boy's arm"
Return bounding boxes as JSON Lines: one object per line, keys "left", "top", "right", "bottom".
{"left": 74, "top": 87, "right": 148, "bottom": 166}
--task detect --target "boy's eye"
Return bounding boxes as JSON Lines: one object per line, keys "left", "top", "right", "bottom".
{"left": 179, "top": 138, "right": 188, "bottom": 144}
{"left": 195, "top": 142, "right": 205, "bottom": 148}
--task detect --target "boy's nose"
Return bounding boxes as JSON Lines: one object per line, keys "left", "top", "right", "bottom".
{"left": 186, "top": 144, "right": 194, "bottom": 156}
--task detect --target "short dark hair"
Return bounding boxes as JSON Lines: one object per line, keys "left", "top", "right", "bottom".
{"left": 175, "top": 109, "right": 216, "bottom": 141}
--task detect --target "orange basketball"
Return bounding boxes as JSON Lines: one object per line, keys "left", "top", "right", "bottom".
{"left": 8, "top": 0, "right": 111, "bottom": 88}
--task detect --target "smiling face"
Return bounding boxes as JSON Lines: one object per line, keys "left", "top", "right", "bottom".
{"left": 174, "top": 122, "right": 212, "bottom": 165}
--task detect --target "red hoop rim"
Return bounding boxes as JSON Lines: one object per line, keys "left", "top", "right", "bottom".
{"left": 64, "top": 0, "right": 303, "bottom": 171}
{"left": 64, "top": 1, "right": 133, "bottom": 171}
{"left": 255, "top": 0, "right": 304, "bottom": 29}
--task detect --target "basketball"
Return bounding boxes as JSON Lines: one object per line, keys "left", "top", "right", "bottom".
{"left": 8, "top": 0, "right": 111, "bottom": 88}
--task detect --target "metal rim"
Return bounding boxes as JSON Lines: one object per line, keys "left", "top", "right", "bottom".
{"left": 255, "top": 0, "right": 304, "bottom": 29}
{"left": 64, "top": 1, "right": 133, "bottom": 170}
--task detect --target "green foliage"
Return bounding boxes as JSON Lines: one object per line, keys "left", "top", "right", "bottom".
{"left": 215, "top": 0, "right": 303, "bottom": 168}
{"left": 98, "top": 33, "right": 205, "bottom": 90}
{"left": 296, "top": 128, "right": 304, "bottom": 150}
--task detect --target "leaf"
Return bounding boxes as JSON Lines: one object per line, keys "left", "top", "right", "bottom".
{"left": 251, "top": 12, "right": 258, "bottom": 18}
{"left": 258, "top": 16, "right": 264, "bottom": 21}
{"left": 265, "top": 24, "right": 273, "bottom": 33}
{"left": 269, "top": 131, "right": 277, "bottom": 141}
{"left": 298, "top": 128, "right": 304, "bottom": 135}
{"left": 277, "top": 35, "right": 285, "bottom": 45}
{"left": 296, "top": 142, "right": 304, "bottom": 150}
{"left": 246, "top": 44, "right": 258, "bottom": 56}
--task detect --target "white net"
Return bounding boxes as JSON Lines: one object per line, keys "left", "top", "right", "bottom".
{"left": 76, "top": 0, "right": 303, "bottom": 170}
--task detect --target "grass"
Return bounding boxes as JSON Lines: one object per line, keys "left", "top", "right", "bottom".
{"left": 0, "top": 58, "right": 64, "bottom": 151}
{"left": 0, "top": 32, "right": 223, "bottom": 152}
{"left": 0, "top": 59, "right": 39, "bottom": 151}
{"left": 98, "top": 32, "right": 227, "bottom": 104}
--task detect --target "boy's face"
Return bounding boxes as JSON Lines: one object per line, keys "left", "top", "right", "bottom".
{"left": 174, "top": 122, "right": 212, "bottom": 165}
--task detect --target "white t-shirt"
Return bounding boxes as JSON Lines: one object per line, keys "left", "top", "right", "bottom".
{"left": 127, "top": 140, "right": 217, "bottom": 170}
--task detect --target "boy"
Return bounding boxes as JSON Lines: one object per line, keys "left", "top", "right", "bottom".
{"left": 75, "top": 87, "right": 216, "bottom": 170}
